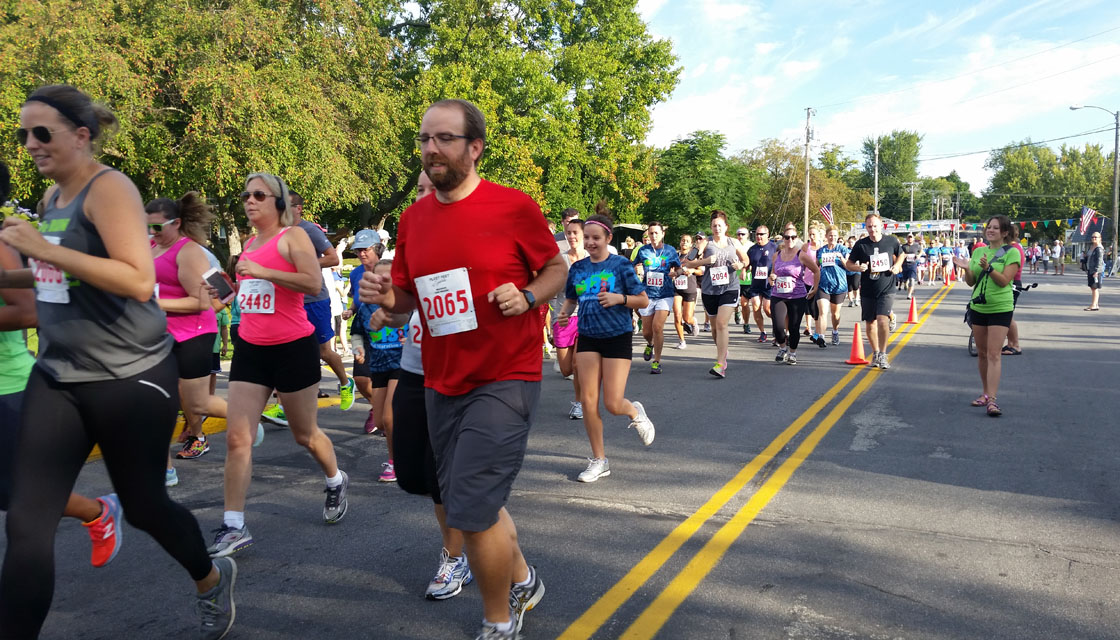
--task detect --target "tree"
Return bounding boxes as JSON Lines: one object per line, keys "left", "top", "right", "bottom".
{"left": 640, "top": 130, "right": 764, "bottom": 237}
{"left": 861, "top": 130, "right": 922, "bottom": 219}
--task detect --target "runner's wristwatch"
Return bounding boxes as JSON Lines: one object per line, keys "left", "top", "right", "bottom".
{"left": 520, "top": 289, "right": 536, "bottom": 309}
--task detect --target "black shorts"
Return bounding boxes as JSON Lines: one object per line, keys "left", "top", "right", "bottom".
{"left": 675, "top": 290, "right": 696, "bottom": 303}
{"left": 739, "top": 284, "right": 752, "bottom": 300}
{"left": 392, "top": 370, "right": 441, "bottom": 503}
{"left": 970, "top": 309, "right": 1013, "bottom": 327}
{"left": 210, "top": 352, "right": 221, "bottom": 375}
{"left": 861, "top": 292, "right": 894, "bottom": 322}
{"left": 701, "top": 290, "right": 739, "bottom": 316}
{"left": 1089, "top": 273, "right": 1102, "bottom": 290}
{"left": 817, "top": 289, "right": 846, "bottom": 305}
{"left": 229, "top": 332, "right": 321, "bottom": 393}
{"left": 425, "top": 380, "right": 538, "bottom": 532}
{"left": 576, "top": 332, "right": 633, "bottom": 360}
{"left": 171, "top": 332, "right": 216, "bottom": 380}
{"left": 846, "top": 273, "right": 861, "bottom": 291}
{"left": 747, "top": 283, "right": 771, "bottom": 300}
{"left": 352, "top": 337, "right": 373, "bottom": 379}
{"left": 369, "top": 368, "right": 401, "bottom": 388}
{"left": 900, "top": 264, "right": 917, "bottom": 281}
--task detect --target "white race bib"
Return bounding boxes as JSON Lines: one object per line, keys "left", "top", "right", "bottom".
{"left": 774, "top": 275, "right": 796, "bottom": 294}
{"left": 821, "top": 253, "right": 838, "bottom": 268}
{"left": 673, "top": 275, "right": 688, "bottom": 289}
{"left": 754, "top": 266, "right": 768, "bottom": 280}
{"left": 415, "top": 267, "right": 477, "bottom": 337}
{"left": 238, "top": 279, "right": 276, "bottom": 314}
{"left": 905, "top": 253, "right": 917, "bottom": 262}
{"left": 409, "top": 312, "right": 423, "bottom": 347}
{"left": 31, "top": 237, "right": 69, "bottom": 304}
{"left": 710, "top": 265, "right": 730, "bottom": 286}
{"left": 646, "top": 270, "right": 664, "bottom": 289}
{"left": 870, "top": 251, "right": 891, "bottom": 273}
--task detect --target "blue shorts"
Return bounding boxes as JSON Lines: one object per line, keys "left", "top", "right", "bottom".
{"left": 304, "top": 299, "right": 336, "bottom": 345}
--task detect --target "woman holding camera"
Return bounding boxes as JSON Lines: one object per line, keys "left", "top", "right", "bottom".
{"left": 954, "top": 215, "right": 1020, "bottom": 417}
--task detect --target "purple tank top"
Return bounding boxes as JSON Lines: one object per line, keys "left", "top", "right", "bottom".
{"left": 772, "top": 249, "right": 808, "bottom": 299}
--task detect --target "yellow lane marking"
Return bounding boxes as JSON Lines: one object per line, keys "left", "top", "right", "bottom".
{"left": 559, "top": 286, "right": 954, "bottom": 639}
{"left": 85, "top": 397, "right": 343, "bottom": 462}
{"left": 618, "top": 284, "right": 953, "bottom": 639}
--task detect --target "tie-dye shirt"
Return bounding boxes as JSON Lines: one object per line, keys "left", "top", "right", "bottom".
{"left": 565, "top": 254, "right": 645, "bottom": 338}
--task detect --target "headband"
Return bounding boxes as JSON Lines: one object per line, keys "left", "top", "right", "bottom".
{"left": 585, "top": 220, "right": 612, "bottom": 235}
{"left": 24, "top": 95, "right": 95, "bottom": 135}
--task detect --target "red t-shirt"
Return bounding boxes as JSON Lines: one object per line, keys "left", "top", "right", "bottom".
{"left": 392, "top": 180, "right": 558, "bottom": 395}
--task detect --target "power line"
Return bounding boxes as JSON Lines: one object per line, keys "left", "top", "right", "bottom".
{"left": 817, "top": 25, "right": 1120, "bottom": 109}
{"left": 918, "top": 125, "right": 1117, "bottom": 161}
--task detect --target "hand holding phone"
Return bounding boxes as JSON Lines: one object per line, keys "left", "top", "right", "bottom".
{"left": 202, "top": 268, "right": 236, "bottom": 305}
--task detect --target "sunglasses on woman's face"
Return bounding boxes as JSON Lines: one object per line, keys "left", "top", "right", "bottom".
{"left": 147, "top": 220, "right": 177, "bottom": 232}
{"left": 15, "top": 126, "right": 58, "bottom": 146}
{"left": 239, "top": 190, "right": 271, "bottom": 203}
{"left": 783, "top": 234, "right": 798, "bottom": 240}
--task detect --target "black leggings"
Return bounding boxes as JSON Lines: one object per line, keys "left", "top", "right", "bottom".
{"left": 0, "top": 358, "right": 213, "bottom": 638}
{"left": 391, "top": 370, "right": 441, "bottom": 504}
{"left": 772, "top": 296, "right": 808, "bottom": 349}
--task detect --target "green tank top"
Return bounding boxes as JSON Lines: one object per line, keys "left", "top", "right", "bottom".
{"left": 0, "top": 297, "right": 35, "bottom": 395}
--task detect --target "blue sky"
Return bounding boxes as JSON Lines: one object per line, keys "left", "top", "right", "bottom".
{"left": 638, "top": 0, "right": 1120, "bottom": 194}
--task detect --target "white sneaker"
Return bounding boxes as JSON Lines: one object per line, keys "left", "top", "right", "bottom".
{"left": 628, "top": 401, "right": 655, "bottom": 446}
{"left": 568, "top": 401, "right": 583, "bottom": 420}
{"left": 674, "top": 340, "right": 686, "bottom": 349}
{"left": 578, "top": 457, "right": 610, "bottom": 482}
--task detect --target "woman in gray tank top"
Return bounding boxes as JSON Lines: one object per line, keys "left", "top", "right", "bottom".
{"left": 0, "top": 84, "right": 235, "bottom": 639}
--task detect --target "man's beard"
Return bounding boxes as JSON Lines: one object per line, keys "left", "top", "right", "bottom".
{"left": 424, "top": 148, "right": 471, "bottom": 192}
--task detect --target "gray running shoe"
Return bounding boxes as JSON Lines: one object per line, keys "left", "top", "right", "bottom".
{"left": 197, "top": 556, "right": 237, "bottom": 640}
{"left": 888, "top": 313, "right": 897, "bottom": 332}
{"left": 426, "top": 548, "right": 473, "bottom": 600}
{"left": 879, "top": 352, "right": 891, "bottom": 370}
{"left": 323, "top": 470, "right": 349, "bottom": 524}
{"left": 831, "top": 330, "right": 840, "bottom": 346}
{"left": 510, "top": 565, "right": 545, "bottom": 633}
{"left": 207, "top": 525, "right": 252, "bottom": 558}
{"left": 775, "top": 347, "right": 788, "bottom": 363}
{"left": 628, "top": 401, "right": 655, "bottom": 446}
{"left": 786, "top": 352, "right": 797, "bottom": 365}
{"left": 475, "top": 622, "right": 517, "bottom": 640}
{"left": 568, "top": 401, "right": 583, "bottom": 420}
{"left": 578, "top": 458, "right": 611, "bottom": 483}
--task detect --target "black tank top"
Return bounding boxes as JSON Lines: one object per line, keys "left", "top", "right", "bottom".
{"left": 32, "top": 169, "right": 171, "bottom": 382}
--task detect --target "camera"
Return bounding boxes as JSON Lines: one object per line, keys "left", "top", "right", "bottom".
{"left": 971, "top": 293, "right": 987, "bottom": 305}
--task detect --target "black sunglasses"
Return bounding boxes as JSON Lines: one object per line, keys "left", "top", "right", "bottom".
{"left": 16, "top": 126, "right": 58, "bottom": 146}
{"left": 736, "top": 232, "right": 748, "bottom": 236}
{"left": 783, "top": 234, "right": 798, "bottom": 239}
{"left": 239, "top": 190, "right": 271, "bottom": 203}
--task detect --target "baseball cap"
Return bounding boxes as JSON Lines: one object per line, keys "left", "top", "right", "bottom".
{"left": 377, "top": 229, "right": 391, "bottom": 243}
{"left": 352, "top": 229, "right": 380, "bottom": 250}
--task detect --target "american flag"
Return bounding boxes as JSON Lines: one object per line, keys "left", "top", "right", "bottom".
{"left": 1079, "top": 205, "right": 1098, "bottom": 235}
{"left": 819, "top": 202, "right": 833, "bottom": 224}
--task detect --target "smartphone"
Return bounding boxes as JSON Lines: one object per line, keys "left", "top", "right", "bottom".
{"left": 202, "top": 267, "right": 236, "bottom": 305}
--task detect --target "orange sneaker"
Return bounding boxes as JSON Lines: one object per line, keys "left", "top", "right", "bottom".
{"left": 83, "top": 494, "right": 123, "bottom": 568}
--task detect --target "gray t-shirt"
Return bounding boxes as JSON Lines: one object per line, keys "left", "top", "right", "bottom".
{"left": 700, "top": 239, "right": 741, "bottom": 296}
{"left": 298, "top": 219, "right": 333, "bottom": 303}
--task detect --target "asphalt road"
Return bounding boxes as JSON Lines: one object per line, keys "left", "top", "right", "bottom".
{"left": 3, "top": 272, "right": 1118, "bottom": 640}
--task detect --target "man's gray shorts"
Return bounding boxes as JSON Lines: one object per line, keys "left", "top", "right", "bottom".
{"left": 425, "top": 380, "right": 540, "bottom": 532}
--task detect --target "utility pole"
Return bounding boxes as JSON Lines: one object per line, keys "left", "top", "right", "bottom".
{"left": 873, "top": 137, "right": 880, "bottom": 215}
{"left": 802, "top": 107, "right": 814, "bottom": 237}
{"left": 902, "top": 182, "right": 919, "bottom": 222}
{"left": 1070, "top": 104, "right": 1119, "bottom": 272}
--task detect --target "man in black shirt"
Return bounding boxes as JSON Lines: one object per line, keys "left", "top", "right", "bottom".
{"left": 900, "top": 234, "right": 922, "bottom": 299}
{"left": 844, "top": 214, "right": 905, "bottom": 369}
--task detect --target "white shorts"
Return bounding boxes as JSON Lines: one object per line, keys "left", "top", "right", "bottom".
{"left": 638, "top": 297, "right": 673, "bottom": 316}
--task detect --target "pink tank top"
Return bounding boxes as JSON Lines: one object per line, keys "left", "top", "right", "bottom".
{"left": 801, "top": 242, "right": 818, "bottom": 287}
{"left": 237, "top": 227, "right": 314, "bottom": 346}
{"left": 155, "top": 237, "right": 217, "bottom": 342}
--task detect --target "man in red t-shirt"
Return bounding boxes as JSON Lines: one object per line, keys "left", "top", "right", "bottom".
{"left": 360, "top": 99, "right": 565, "bottom": 639}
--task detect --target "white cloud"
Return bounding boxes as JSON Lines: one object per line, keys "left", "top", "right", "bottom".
{"left": 779, "top": 59, "right": 820, "bottom": 78}
{"left": 647, "top": 83, "right": 760, "bottom": 149}
{"left": 637, "top": 0, "right": 670, "bottom": 21}
{"left": 712, "top": 57, "right": 732, "bottom": 73}
{"left": 751, "top": 75, "right": 774, "bottom": 89}
{"left": 700, "top": 0, "right": 758, "bottom": 22}
{"left": 755, "top": 42, "right": 778, "bottom": 55}
{"left": 690, "top": 62, "right": 709, "bottom": 79}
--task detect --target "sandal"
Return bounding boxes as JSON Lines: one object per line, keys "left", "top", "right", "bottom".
{"left": 986, "top": 400, "right": 1002, "bottom": 417}
{"left": 971, "top": 393, "right": 990, "bottom": 407}
{"left": 1084, "top": 307, "right": 1100, "bottom": 311}
{"left": 1001, "top": 346, "right": 1021, "bottom": 355}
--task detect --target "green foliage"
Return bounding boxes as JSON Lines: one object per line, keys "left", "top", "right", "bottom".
{"left": 0, "top": 0, "right": 678, "bottom": 247}
{"left": 639, "top": 131, "right": 764, "bottom": 238}
{"left": 861, "top": 130, "right": 922, "bottom": 220}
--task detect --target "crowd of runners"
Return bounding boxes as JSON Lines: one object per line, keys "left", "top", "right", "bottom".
{"left": 0, "top": 85, "right": 1103, "bottom": 639}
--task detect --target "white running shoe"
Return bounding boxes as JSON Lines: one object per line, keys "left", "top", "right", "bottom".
{"left": 628, "top": 401, "right": 655, "bottom": 446}
{"left": 674, "top": 340, "right": 686, "bottom": 349}
{"left": 578, "top": 457, "right": 611, "bottom": 482}
{"left": 568, "top": 401, "right": 583, "bottom": 420}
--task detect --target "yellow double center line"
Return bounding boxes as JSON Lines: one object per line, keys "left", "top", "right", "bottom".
{"left": 560, "top": 284, "right": 955, "bottom": 640}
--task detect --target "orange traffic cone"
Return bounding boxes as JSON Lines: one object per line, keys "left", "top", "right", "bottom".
{"left": 950, "top": 268, "right": 956, "bottom": 282}
{"left": 844, "top": 322, "right": 870, "bottom": 365}
{"left": 904, "top": 296, "right": 918, "bottom": 324}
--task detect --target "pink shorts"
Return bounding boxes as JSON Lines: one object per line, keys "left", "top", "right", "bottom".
{"left": 552, "top": 316, "right": 579, "bottom": 349}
